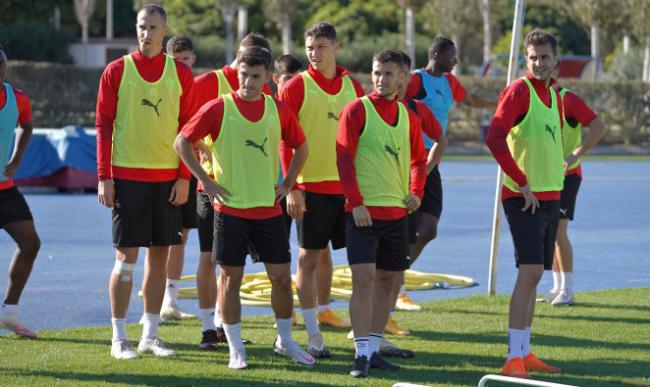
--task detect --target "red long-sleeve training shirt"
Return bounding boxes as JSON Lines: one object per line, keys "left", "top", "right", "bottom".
{"left": 405, "top": 98, "right": 443, "bottom": 143}
{"left": 181, "top": 92, "right": 305, "bottom": 220}
{"left": 558, "top": 88, "right": 598, "bottom": 177}
{"left": 337, "top": 91, "right": 427, "bottom": 220}
{"left": 95, "top": 49, "right": 197, "bottom": 182}
{"left": 486, "top": 72, "right": 564, "bottom": 201}
{"left": 194, "top": 65, "right": 273, "bottom": 108}
{"left": 278, "top": 64, "right": 365, "bottom": 194}
{"left": 0, "top": 84, "right": 31, "bottom": 190}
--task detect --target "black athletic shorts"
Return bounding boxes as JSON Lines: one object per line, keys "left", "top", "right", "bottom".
{"left": 213, "top": 212, "right": 291, "bottom": 266}
{"left": 560, "top": 174, "right": 581, "bottom": 221}
{"left": 345, "top": 214, "right": 410, "bottom": 271}
{"left": 296, "top": 191, "right": 346, "bottom": 250}
{"left": 419, "top": 165, "right": 443, "bottom": 219}
{"left": 280, "top": 196, "right": 293, "bottom": 236}
{"left": 112, "top": 179, "right": 182, "bottom": 247}
{"left": 196, "top": 191, "right": 214, "bottom": 253}
{"left": 407, "top": 211, "right": 418, "bottom": 245}
{"left": 503, "top": 198, "right": 560, "bottom": 270}
{"left": 0, "top": 187, "right": 33, "bottom": 228}
{"left": 180, "top": 177, "right": 198, "bottom": 229}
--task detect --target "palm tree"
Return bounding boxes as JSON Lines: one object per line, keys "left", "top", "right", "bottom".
{"left": 217, "top": 0, "right": 238, "bottom": 63}
{"left": 265, "top": 0, "right": 296, "bottom": 54}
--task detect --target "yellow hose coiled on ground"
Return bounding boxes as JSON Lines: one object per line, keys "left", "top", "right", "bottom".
{"left": 177, "top": 265, "right": 477, "bottom": 306}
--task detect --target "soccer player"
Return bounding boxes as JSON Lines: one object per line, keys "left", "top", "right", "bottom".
{"left": 175, "top": 46, "right": 314, "bottom": 370}
{"left": 96, "top": 4, "right": 196, "bottom": 359}
{"left": 191, "top": 33, "right": 271, "bottom": 349}
{"left": 543, "top": 64, "right": 606, "bottom": 306}
{"left": 401, "top": 37, "right": 496, "bottom": 309}
{"left": 337, "top": 48, "right": 426, "bottom": 378}
{"left": 152, "top": 35, "right": 198, "bottom": 322}
{"left": 486, "top": 29, "right": 564, "bottom": 378}
{"left": 279, "top": 22, "right": 365, "bottom": 357}
{"left": 375, "top": 51, "right": 447, "bottom": 355}
{"left": 0, "top": 46, "right": 40, "bottom": 339}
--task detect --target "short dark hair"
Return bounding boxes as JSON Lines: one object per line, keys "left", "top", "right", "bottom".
{"left": 238, "top": 46, "right": 272, "bottom": 71}
{"left": 372, "top": 48, "right": 405, "bottom": 68}
{"left": 524, "top": 28, "right": 558, "bottom": 55}
{"left": 166, "top": 36, "right": 193, "bottom": 54}
{"left": 427, "top": 37, "right": 455, "bottom": 60}
{"left": 399, "top": 51, "right": 412, "bottom": 70}
{"left": 138, "top": 4, "right": 167, "bottom": 22}
{"left": 304, "top": 22, "right": 337, "bottom": 41}
{"left": 240, "top": 32, "right": 271, "bottom": 52}
{"left": 274, "top": 54, "right": 303, "bottom": 75}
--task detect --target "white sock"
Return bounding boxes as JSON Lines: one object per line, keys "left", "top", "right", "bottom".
{"left": 200, "top": 308, "right": 216, "bottom": 332}
{"left": 354, "top": 337, "right": 369, "bottom": 359}
{"left": 163, "top": 279, "right": 181, "bottom": 306}
{"left": 522, "top": 326, "right": 531, "bottom": 356}
{"left": 141, "top": 313, "right": 160, "bottom": 339}
{"left": 112, "top": 318, "right": 127, "bottom": 342}
{"left": 317, "top": 304, "right": 329, "bottom": 313}
{"left": 223, "top": 322, "right": 244, "bottom": 354}
{"left": 564, "top": 272, "right": 573, "bottom": 292}
{"left": 368, "top": 333, "right": 383, "bottom": 356}
{"left": 552, "top": 272, "right": 561, "bottom": 292}
{"left": 507, "top": 328, "right": 525, "bottom": 360}
{"left": 275, "top": 317, "right": 293, "bottom": 347}
{"left": 302, "top": 307, "right": 320, "bottom": 336}
{"left": 1, "top": 303, "right": 18, "bottom": 319}
{"left": 399, "top": 285, "right": 406, "bottom": 294}
{"left": 214, "top": 302, "right": 223, "bottom": 328}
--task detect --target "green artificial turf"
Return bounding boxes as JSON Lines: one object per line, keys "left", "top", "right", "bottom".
{"left": 1, "top": 287, "right": 649, "bottom": 386}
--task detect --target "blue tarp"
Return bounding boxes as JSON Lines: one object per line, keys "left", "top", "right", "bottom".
{"left": 14, "top": 126, "right": 97, "bottom": 180}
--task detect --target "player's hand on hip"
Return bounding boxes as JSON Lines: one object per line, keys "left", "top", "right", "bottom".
{"left": 203, "top": 180, "right": 230, "bottom": 205}
{"left": 404, "top": 194, "right": 421, "bottom": 212}
{"left": 519, "top": 184, "right": 539, "bottom": 215}
{"left": 169, "top": 178, "right": 190, "bottom": 206}
{"left": 98, "top": 179, "right": 115, "bottom": 208}
{"left": 352, "top": 205, "right": 372, "bottom": 228}
{"left": 286, "top": 189, "right": 305, "bottom": 221}
{"left": 3, "top": 159, "right": 18, "bottom": 179}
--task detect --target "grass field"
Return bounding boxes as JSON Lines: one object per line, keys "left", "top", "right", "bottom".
{"left": 1, "top": 288, "right": 649, "bottom": 386}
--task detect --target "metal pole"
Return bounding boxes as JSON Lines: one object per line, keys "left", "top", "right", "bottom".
{"left": 106, "top": 0, "right": 113, "bottom": 40}
{"left": 487, "top": 0, "right": 525, "bottom": 296}
{"left": 405, "top": 6, "right": 415, "bottom": 69}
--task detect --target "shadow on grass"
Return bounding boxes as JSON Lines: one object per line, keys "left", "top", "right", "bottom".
{"left": 448, "top": 307, "right": 650, "bottom": 325}
{"left": 0, "top": 368, "right": 332, "bottom": 386}
{"left": 411, "top": 330, "right": 650, "bottom": 352}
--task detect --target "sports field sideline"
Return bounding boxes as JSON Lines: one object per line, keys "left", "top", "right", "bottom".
{"left": 0, "top": 158, "right": 648, "bottom": 332}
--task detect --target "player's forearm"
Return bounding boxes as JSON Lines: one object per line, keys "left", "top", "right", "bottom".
{"left": 283, "top": 141, "right": 308, "bottom": 188}
{"left": 429, "top": 134, "right": 448, "bottom": 165}
{"left": 573, "top": 117, "right": 606, "bottom": 158}
{"left": 10, "top": 123, "right": 33, "bottom": 165}
{"left": 174, "top": 134, "right": 211, "bottom": 184}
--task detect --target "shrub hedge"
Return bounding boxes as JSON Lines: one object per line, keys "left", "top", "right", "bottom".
{"left": 5, "top": 61, "right": 649, "bottom": 145}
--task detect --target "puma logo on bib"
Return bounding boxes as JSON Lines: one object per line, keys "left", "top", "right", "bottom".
{"left": 327, "top": 112, "right": 338, "bottom": 121}
{"left": 245, "top": 137, "right": 268, "bottom": 157}
{"left": 141, "top": 98, "right": 162, "bottom": 117}
{"left": 385, "top": 145, "right": 400, "bottom": 163}
{"left": 545, "top": 124, "right": 557, "bottom": 143}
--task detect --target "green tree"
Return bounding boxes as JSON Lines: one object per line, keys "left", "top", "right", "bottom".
{"left": 630, "top": 0, "right": 650, "bottom": 81}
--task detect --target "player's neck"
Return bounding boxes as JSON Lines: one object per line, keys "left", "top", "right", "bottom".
{"left": 426, "top": 62, "right": 444, "bottom": 77}
{"left": 140, "top": 46, "right": 161, "bottom": 59}
{"left": 316, "top": 63, "right": 337, "bottom": 80}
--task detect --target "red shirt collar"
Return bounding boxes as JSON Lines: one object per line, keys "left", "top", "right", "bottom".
{"left": 132, "top": 48, "right": 166, "bottom": 65}
{"left": 307, "top": 64, "right": 350, "bottom": 82}
{"left": 524, "top": 71, "right": 557, "bottom": 88}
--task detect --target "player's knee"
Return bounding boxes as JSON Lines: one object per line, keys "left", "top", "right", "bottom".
{"left": 269, "top": 273, "right": 292, "bottom": 293}
{"left": 419, "top": 223, "right": 438, "bottom": 243}
{"left": 298, "top": 254, "right": 317, "bottom": 273}
{"left": 222, "top": 270, "right": 243, "bottom": 291}
{"left": 112, "top": 260, "right": 135, "bottom": 282}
